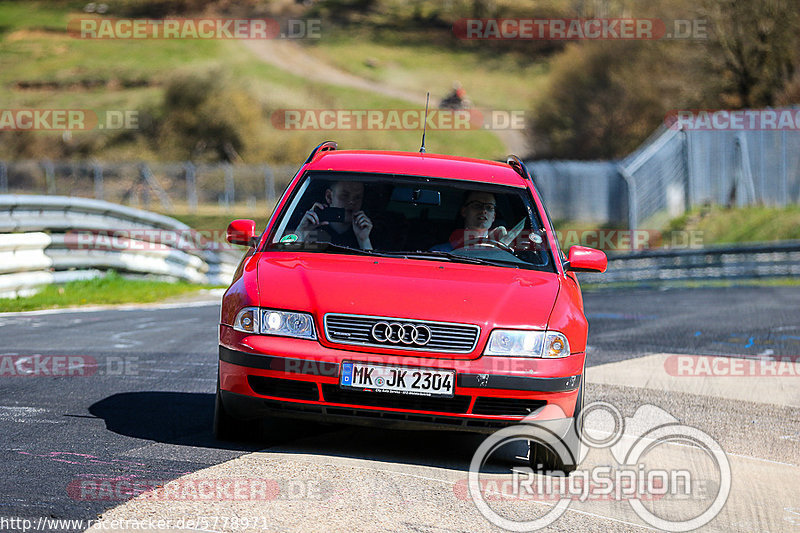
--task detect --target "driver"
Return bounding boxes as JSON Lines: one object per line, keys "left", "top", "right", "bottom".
{"left": 294, "top": 181, "right": 374, "bottom": 250}
{"left": 431, "top": 191, "right": 507, "bottom": 252}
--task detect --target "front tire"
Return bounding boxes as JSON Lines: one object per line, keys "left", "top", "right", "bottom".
{"left": 529, "top": 373, "right": 585, "bottom": 475}
{"left": 214, "top": 376, "right": 249, "bottom": 441}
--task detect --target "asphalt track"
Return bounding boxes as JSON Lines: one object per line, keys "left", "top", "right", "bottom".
{"left": 0, "top": 286, "right": 798, "bottom": 532}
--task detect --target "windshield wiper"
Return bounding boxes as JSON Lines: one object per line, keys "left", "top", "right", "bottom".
{"left": 299, "top": 242, "right": 396, "bottom": 257}
{"left": 273, "top": 243, "right": 520, "bottom": 267}
{"left": 389, "top": 250, "right": 520, "bottom": 268}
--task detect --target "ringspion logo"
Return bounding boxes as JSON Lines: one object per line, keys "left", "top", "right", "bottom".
{"left": 468, "top": 402, "right": 731, "bottom": 531}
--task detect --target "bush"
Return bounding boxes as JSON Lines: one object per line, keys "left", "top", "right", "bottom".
{"left": 529, "top": 38, "right": 712, "bottom": 160}
{"left": 111, "top": 0, "right": 217, "bottom": 18}
{"left": 153, "top": 67, "right": 265, "bottom": 162}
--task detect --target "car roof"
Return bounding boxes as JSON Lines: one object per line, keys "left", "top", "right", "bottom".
{"left": 303, "top": 150, "right": 528, "bottom": 188}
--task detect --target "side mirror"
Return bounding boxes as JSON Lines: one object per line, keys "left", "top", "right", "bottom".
{"left": 566, "top": 245, "right": 607, "bottom": 273}
{"left": 226, "top": 219, "right": 257, "bottom": 247}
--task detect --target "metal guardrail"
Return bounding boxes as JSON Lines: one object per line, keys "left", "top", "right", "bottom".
{"left": 0, "top": 232, "right": 52, "bottom": 275}
{"left": 579, "top": 241, "right": 800, "bottom": 284}
{"left": 0, "top": 270, "right": 106, "bottom": 299}
{"left": 0, "top": 195, "right": 242, "bottom": 298}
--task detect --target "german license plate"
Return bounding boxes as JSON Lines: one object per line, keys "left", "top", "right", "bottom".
{"left": 340, "top": 362, "right": 455, "bottom": 397}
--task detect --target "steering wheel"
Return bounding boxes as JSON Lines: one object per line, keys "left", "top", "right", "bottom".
{"left": 456, "top": 237, "right": 515, "bottom": 253}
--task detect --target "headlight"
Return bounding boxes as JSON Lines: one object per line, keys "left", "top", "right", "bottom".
{"left": 233, "top": 307, "right": 317, "bottom": 340}
{"left": 484, "top": 330, "right": 570, "bottom": 358}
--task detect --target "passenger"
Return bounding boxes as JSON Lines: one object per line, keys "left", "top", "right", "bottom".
{"left": 295, "top": 181, "right": 374, "bottom": 250}
{"left": 431, "top": 191, "right": 507, "bottom": 252}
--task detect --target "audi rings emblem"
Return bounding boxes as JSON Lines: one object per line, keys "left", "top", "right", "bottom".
{"left": 371, "top": 322, "right": 432, "bottom": 346}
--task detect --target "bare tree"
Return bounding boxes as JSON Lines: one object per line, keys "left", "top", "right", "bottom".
{"left": 701, "top": 0, "right": 799, "bottom": 107}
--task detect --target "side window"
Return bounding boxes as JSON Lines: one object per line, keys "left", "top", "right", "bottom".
{"left": 270, "top": 177, "right": 312, "bottom": 244}
{"left": 530, "top": 184, "right": 564, "bottom": 263}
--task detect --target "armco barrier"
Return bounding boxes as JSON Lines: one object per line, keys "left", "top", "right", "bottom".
{"left": 0, "top": 232, "right": 52, "bottom": 275}
{"left": 0, "top": 269, "right": 104, "bottom": 299}
{"left": 0, "top": 195, "right": 242, "bottom": 297}
{"left": 579, "top": 241, "right": 800, "bottom": 284}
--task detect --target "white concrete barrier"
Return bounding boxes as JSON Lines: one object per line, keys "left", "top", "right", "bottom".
{"left": 0, "top": 195, "right": 243, "bottom": 297}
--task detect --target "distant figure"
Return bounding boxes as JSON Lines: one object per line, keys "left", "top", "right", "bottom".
{"left": 440, "top": 81, "right": 471, "bottom": 110}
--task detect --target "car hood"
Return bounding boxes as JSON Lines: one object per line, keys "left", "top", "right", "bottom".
{"left": 256, "top": 253, "right": 560, "bottom": 329}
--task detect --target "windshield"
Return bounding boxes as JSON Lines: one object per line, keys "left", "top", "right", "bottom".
{"left": 265, "top": 171, "right": 555, "bottom": 272}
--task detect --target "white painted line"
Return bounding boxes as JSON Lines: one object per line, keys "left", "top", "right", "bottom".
{"left": 583, "top": 426, "right": 799, "bottom": 468}
{"left": 588, "top": 352, "right": 800, "bottom": 407}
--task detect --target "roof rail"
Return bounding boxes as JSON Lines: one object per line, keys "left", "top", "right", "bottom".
{"left": 506, "top": 155, "right": 532, "bottom": 182}
{"left": 305, "top": 141, "right": 338, "bottom": 164}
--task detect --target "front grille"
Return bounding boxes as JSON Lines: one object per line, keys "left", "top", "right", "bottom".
{"left": 322, "top": 384, "right": 471, "bottom": 413}
{"left": 472, "top": 397, "right": 547, "bottom": 416}
{"left": 324, "top": 314, "right": 479, "bottom": 353}
{"left": 248, "top": 376, "right": 319, "bottom": 401}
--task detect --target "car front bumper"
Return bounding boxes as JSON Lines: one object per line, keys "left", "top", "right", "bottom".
{"left": 219, "top": 326, "right": 583, "bottom": 434}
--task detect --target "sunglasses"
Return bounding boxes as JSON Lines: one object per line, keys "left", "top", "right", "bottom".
{"left": 465, "top": 201, "right": 496, "bottom": 213}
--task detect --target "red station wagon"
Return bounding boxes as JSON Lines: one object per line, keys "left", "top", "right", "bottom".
{"left": 216, "top": 142, "right": 607, "bottom": 471}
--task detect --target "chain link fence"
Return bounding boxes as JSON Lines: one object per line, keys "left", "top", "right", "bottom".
{"left": 619, "top": 116, "right": 800, "bottom": 229}
{"left": 526, "top": 161, "right": 627, "bottom": 225}
{"left": 525, "top": 116, "right": 800, "bottom": 229}
{"left": 617, "top": 126, "right": 688, "bottom": 229}
{"left": 0, "top": 160, "right": 299, "bottom": 214}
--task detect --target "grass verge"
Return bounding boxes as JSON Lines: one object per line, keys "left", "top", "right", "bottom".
{"left": 164, "top": 201, "right": 278, "bottom": 234}
{"left": 0, "top": 271, "right": 220, "bottom": 313}
{"left": 303, "top": 30, "right": 550, "bottom": 112}
{"left": 0, "top": 3, "right": 509, "bottom": 162}
{"left": 667, "top": 205, "right": 800, "bottom": 246}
